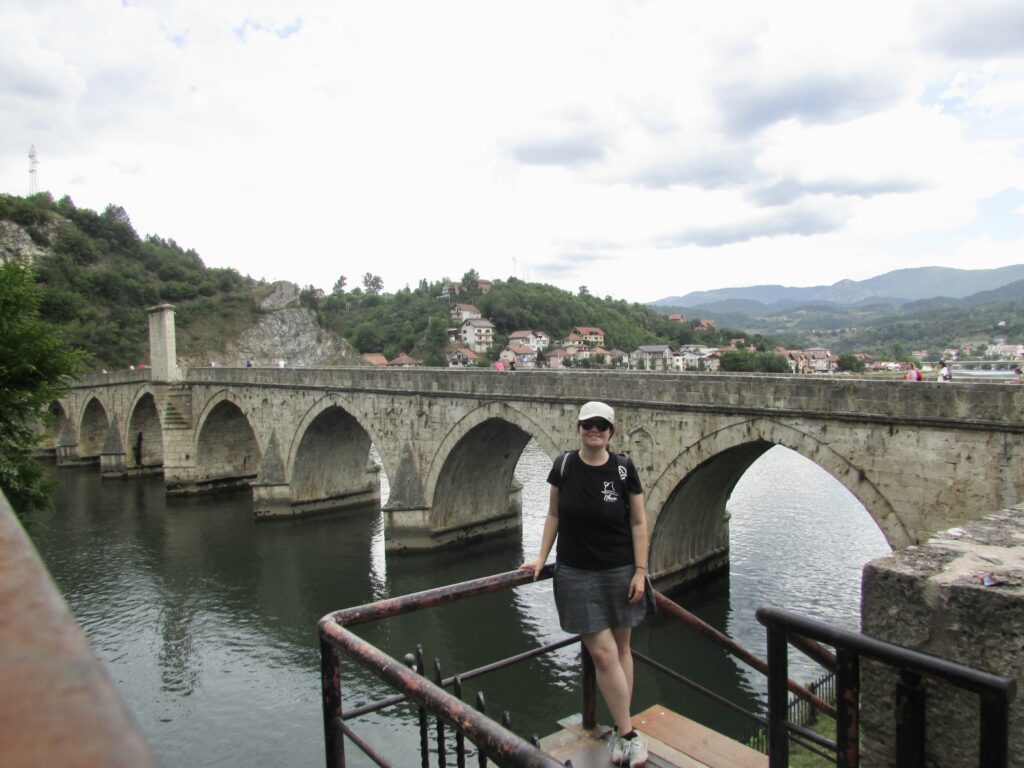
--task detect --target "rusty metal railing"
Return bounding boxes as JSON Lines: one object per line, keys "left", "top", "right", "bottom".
{"left": 318, "top": 567, "right": 840, "bottom": 767}
{"left": 319, "top": 566, "right": 568, "bottom": 768}
{"left": 757, "top": 604, "right": 1018, "bottom": 768}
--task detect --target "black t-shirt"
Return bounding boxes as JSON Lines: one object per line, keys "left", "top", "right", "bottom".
{"left": 547, "top": 451, "right": 643, "bottom": 570}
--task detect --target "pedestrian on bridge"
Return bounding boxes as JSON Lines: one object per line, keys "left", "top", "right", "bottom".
{"left": 521, "top": 400, "right": 650, "bottom": 767}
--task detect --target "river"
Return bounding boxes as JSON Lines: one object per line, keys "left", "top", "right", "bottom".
{"left": 29, "top": 443, "right": 890, "bottom": 767}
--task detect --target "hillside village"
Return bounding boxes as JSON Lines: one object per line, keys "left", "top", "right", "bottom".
{"left": 356, "top": 277, "right": 1015, "bottom": 375}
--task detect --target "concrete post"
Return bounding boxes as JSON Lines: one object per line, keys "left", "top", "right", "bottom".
{"left": 147, "top": 304, "right": 180, "bottom": 381}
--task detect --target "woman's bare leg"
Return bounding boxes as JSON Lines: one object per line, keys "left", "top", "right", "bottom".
{"left": 581, "top": 629, "right": 633, "bottom": 734}
{"left": 611, "top": 626, "right": 634, "bottom": 701}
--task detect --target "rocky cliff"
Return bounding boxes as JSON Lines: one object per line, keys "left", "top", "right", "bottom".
{"left": 211, "top": 281, "right": 366, "bottom": 368}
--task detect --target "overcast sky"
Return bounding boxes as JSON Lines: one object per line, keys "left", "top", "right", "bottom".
{"left": 3, "top": 1, "right": 1024, "bottom": 303}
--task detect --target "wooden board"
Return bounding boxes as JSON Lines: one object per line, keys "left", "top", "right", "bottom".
{"left": 632, "top": 705, "right": 768, "bottom": 768}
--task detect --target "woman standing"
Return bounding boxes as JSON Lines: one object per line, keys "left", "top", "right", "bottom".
{"left": 521, "top": 401, "right": 650, "bottom": 767}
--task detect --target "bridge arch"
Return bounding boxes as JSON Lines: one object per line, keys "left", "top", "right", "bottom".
{"left": 78, "top": 395, "right": 110, "bottom": 460}
{"left": 426, "top": 402, "right": 562, "bottom": 531}
{"left": 126, "top": 390, "right": 163, "bottom": 470}
{"left": 194, "top": 390, "right": 261, "bottom": 488}
{"left": 646, "top": 418, "right": 908, "bottom": 582}
{"left": 287, "top": 394, "right": 383, "bottom": 508}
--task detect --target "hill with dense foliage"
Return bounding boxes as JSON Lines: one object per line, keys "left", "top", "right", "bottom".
{"left": 2, "top": 194, "right": 763, "bottom": 369}
{"left": 0, "top": 193, "right": 269, "bottom": 369}
{"left": 317, "top": 276, "right": 757, "bottom": 365}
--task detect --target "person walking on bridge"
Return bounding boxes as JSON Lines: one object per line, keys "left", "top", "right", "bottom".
{"left": 521, "top": 401, "right": 650, "bottom": 767}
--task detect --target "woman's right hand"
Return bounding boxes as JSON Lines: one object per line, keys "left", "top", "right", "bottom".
{"left": 519, "top": 558, "right": 545, "bottom": 581}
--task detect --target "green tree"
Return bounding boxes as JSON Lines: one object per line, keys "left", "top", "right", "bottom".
{"left": 460, "top": 269, "right": 479, "bottom": 294}
{"left": 0, "top": 260, "right": 87, "bottom": 516}
{"left": 332, "top": 275, "right": 347, "bottom": 294}
{"left": 719, "top": 350, "right": 790, "bottom": 373}
{"left": 362, "top": 273, "right": 384, "bottom": 295}
{"left": 837, "top": 354, "right": 865, "bottom": 373}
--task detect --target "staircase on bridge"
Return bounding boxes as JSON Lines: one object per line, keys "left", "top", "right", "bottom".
{"left": 540, "top": 706, "right": 767, "bottom": 768}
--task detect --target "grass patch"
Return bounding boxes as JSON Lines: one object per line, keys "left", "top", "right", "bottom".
{"left": 788, "top": 715, "right": 836, "bottom": 768}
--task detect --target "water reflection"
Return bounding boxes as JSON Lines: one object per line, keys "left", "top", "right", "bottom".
{"left": 29, "top": 440, "right": 890, "bottom": 767}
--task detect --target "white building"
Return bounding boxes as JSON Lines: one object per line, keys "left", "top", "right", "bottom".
{"left": 508, "top": 330, "right": 551, "bottom": 352}
{"left": 500, "top": 344, "right": 538, "bottom": 368}
{"left": 450, "top": 303, "right": 482, "bottom": 324}
{"left": 630, "top": 345, "right": 673, "bottom": 371}
{"left": 460, "top": 318, "right": 495, "bottom": 353}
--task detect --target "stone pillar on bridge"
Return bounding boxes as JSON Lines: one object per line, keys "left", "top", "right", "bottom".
{"left": 252, "top": 431, "right": 292, "bottom": 517}
{"left": 148, "top": 304, "right": 180, "bottom": 382}
{"left": 160, "top": 387, "right": 198, "bottom": 493}
{"left": 55, "top": 420, "right": 79, "bottom": 466}
{"left": 99, "top": 416, "right": 126, "bottom": 477}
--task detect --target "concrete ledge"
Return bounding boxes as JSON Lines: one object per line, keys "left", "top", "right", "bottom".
{"left": 861, "top": 506, "right": 1024, "bottom": 767}
{"left": 384, "top": 507, "right": 521, "bottom": 553}
{"left": 0, "top": 492, "right": 159, "bottom": 768}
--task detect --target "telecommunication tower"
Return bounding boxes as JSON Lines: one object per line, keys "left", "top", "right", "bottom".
{"left": 28, "top": 145, "right": 39, "bottom": 195}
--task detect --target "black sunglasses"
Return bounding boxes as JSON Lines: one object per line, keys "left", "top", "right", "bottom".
{"left": 579, "top": 419, "right": 611, "bottom": 432}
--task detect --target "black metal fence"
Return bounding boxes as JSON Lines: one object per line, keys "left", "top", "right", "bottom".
{"left": 744, "top": 671, "right": 836, "bottom": 755}
{"left": 757, "top": 604, "right": 1018, "bottom": 768}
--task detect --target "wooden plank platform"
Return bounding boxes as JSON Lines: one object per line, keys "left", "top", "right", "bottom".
{"left": 538, "top": 706, "right": 767, "bottom": 768}
{"left": 632, "top": 705, "right": 767, "bottom": 768}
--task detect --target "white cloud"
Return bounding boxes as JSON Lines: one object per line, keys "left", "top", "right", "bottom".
{"left": 2, "top": 0, "right": 1023, "bottom": 302}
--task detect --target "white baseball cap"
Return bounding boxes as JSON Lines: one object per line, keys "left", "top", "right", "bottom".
{"left": 577, "top": 401, "right": 614, "bottom": 423}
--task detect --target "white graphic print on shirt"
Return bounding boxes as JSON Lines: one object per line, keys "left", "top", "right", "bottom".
{"left": 602, "top": 481, "right": 619, "bottom": 503}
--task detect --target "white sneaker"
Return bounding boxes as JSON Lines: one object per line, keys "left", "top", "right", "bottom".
{"left": 608, "top": 730, "right": 625, "bottom": 764}
{"left": 620, "top": 734, "right": 649, "bottom": 768}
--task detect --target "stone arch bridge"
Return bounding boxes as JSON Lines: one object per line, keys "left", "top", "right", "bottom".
{"left": 46, "top": 360, "right": 1024, "bottom": 591}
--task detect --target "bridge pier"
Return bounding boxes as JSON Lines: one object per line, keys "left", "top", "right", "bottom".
{"left": 384, "top": 481, "right": 523, "bottom": 553}
{"left": 650, "top": 546, "right": 731, "bottom": 593}
{"left": 253, "top": 470, "right": 382, "bottom": 519}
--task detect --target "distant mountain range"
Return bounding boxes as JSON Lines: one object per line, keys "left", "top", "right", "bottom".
{"left": 652, "top": 265, "right": 1024, "bottom": 313}
{"left": 650, "top": 265, "right": 1024, "bottom": 355}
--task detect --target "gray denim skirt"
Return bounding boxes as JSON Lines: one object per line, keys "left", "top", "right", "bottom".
{"left": 553, "top": 562, "right": 647, "bottom": 635}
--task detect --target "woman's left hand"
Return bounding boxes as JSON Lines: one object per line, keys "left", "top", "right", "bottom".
{"left": 627, "top": 572, "right": 645, "bottom": 604}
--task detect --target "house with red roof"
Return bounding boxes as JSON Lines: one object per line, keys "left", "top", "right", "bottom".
{"left": 387, "top": 352, "right": 421, "bottom": 367}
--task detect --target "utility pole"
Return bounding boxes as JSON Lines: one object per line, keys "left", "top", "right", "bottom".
{"left": 28, "top": 145, "right": 39, "bottom": 195}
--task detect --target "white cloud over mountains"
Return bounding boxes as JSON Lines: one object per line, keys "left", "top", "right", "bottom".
{"left": 2, "top": 0, "right": 1023, "bottom": 302}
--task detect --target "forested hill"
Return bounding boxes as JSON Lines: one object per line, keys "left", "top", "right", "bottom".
{"left": 0, "top": 193, "right": 755, "bottom": 368}
{"left": 316, "top": 277, "right": 752, "bottom": 365}
{"left": 0, "top": 193, "right": 270, "bottom": 369}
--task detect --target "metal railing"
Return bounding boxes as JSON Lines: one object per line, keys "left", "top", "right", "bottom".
{"left": 318, "top": 567, "right": 839, "bottom": 767}
{"left": 757, "top": 604, "right": 1018, "bottom": 768}
{"left": 319, "top": 566, "right": 567, "bottom": 768}
{"left": 744, "top": 671, "right": 836, "bottom": 755}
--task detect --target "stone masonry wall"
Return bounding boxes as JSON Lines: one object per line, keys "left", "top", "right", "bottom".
{"left": 861, "top": 508, "right": 1024, "bottom": 767}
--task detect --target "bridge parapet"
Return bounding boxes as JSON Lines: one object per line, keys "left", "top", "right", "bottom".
{"left": 176, "top": 367, "right": 1024, "bottom": 428}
